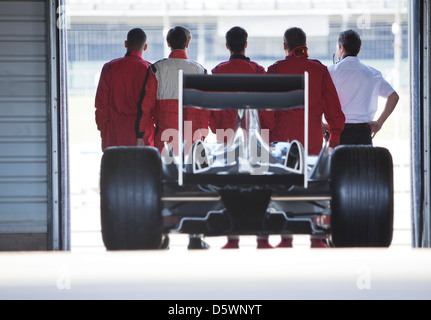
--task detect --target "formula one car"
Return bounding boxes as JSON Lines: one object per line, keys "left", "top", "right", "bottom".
{"left": 100, "top": 72, "right": 394, "bottom": 250}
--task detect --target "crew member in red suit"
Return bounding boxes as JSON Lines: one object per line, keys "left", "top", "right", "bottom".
{"left": 267, "top": 27, "right": 345, "bottom": 248}
{"left": 137, "top": 26, "right": 210, "bottom": 154}
{"left": 95, "top": 28, "right": 151, "bottom": 151}
{"left": 210, "top": 26, "right": 274, "bottom": 250}
{"left": 138, "top": 26, "right": 210, "bottom": 250}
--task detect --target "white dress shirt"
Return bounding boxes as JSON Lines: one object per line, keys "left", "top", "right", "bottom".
{"left": 328, "top": 56, "right": 395, "bottom": 123}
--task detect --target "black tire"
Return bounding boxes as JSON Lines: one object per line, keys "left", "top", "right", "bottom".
{"left": 330, "top": 146, "right": 394, "bottom": 247}
{"left": 100, "top": 147, "right": 163, "bottom": 250}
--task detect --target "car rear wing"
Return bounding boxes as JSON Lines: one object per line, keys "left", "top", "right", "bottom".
{"left": 182, "top": 73, "right": 305, "bottom": 110}
{"left": 178, "top": 70, "right": 310, "bottom": 187}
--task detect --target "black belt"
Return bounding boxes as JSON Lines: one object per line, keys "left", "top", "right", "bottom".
{"left": 344, "top": 123, "right": 370, "bottom": 129}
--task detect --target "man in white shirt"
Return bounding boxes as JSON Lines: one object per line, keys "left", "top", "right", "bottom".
{"left": 328, "top": 30, "right": 399, "bottom": 145}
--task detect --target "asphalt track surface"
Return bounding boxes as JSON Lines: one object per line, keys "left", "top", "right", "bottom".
{"left": 0, "top": 235, "right": 430, "bottom": 300}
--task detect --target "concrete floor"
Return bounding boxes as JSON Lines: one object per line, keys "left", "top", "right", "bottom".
{"left": 0, "top": 240, "right": 430, "bottom": 300}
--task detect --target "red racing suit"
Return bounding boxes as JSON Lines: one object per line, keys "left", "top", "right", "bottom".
{"left": 138, "top": 50, "right": 210, "bottom": 152}
{"left": 267, "top": 47, "right": 345, "bottom": 155}
{"left": 210, "top": 54, "right": 274, "bottom": 138}
{"left": 95, "top": 50, "right": 151, "bottom": 151}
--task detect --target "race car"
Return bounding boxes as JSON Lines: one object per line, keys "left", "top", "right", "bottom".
{"left": 99, "top": 72, "right": 394, "bottom": 250}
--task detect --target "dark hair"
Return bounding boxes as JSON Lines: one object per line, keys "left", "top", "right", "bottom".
{"left": 226, "top": 26, "right": 248, "bottom": 54}
{"left": 127, "top": 28, "right": 147, "bottom": 51}
{"left": 338, "top": 30, "right": 362, "bottom": 56}
{"left": 284, "top": 27, "right": 306, "bottom": 52}
{"left": 167, "top": 26, "right": 191, "bottom": 50}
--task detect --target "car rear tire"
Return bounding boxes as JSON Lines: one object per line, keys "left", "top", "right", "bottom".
{"left": 330, "top": 146, "right": 394, "bottom": 247}
{"left": 100, "top": 147, "right": 163, "bottom": 250}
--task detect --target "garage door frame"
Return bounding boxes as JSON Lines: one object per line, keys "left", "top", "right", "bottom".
{"left": 411, "top": 0, "right": 431, "bottom": 248}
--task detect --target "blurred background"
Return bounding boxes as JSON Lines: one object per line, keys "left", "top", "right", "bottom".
{"left": 65, "top": 0, "right": 411, "bottom": 250}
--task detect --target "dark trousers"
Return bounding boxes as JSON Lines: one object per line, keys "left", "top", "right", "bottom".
{"left": 340, "top": 125, "right": 373, "bottom": 146}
